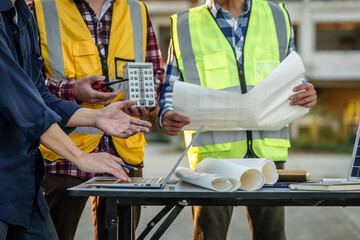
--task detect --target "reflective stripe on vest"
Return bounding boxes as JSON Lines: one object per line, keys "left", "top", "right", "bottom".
{"left": 192, "top": 127, "right": 289, "bottom": 147}
{"left": 268, "top": 0, "right": 289, "bottom": 62}
{"left": 40, "top": 0, "right": 66, "bottom": 81}
{"left": 176, "top": 11, "right": 200, "bottom": 85}
{"left": 171, "top": 1, "right": 291, "bottom": 162}
{"left": 72, "top": 127, "right": 103, "bottom": 135}
{"left": 127, "top": 0, "right": 144, "bottom": 62}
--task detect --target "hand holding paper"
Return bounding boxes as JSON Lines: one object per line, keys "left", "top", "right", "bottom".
{"left": 173, "top": 52, "right": 310, "bottom": 131}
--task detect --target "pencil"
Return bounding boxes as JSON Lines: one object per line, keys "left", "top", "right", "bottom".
{"left": 118, "top": 163, "right": 138, "bottom": 171}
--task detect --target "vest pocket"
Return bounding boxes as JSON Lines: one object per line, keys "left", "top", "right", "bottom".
{"left": 262, "top": 130, "right": 291, "bottom": 148}
{"left": 113, "top": 133, "right": 147, "bottom": 165}
{"left": 72, "top": 41, "right": 98, "bottom": 79}
{"left": 203, "top": 52, "right": 229, "bottom": 89}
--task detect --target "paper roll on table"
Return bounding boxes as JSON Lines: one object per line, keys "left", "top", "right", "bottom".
{"left": 174, "top": 158, "right": 278, "bottom": 191}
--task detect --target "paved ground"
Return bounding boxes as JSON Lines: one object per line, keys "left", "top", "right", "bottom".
{"left": 74, "top": 140, "right": 360, "bottom": 240}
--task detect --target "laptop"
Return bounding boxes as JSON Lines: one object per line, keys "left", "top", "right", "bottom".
{"left": 347, "top": 122, "right": 360, "bottom": 182}
{"left": 85, "top": 123, "right": 205, "bottom": 189}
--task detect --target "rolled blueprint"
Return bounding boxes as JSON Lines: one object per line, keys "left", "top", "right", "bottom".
{"left": 195, "top": 158, "right": 265, "bottom": 191}
{"left": 218, "top": 158, "right": 278, "bottom": 184}
{"left": 173, "top": 51, "right": 309, "bottom": 131}
{"left": 174, "top": 167, "right": 240, "bottom": 192}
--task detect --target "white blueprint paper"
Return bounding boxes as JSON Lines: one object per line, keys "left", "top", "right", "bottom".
{"left": 173, "top": 51, "right": 309, "bottom": 131}
{"left": 174, "top": 167, "right": 240, "bottom": 192}
{"left": 195, "top": 158, "right": 265, "bottom": 191}
{"left": 218, "top": 158, "right": 278, "bottom": 184}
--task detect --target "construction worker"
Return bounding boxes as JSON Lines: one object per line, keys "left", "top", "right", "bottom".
{"left": 29, "top": 0, "right": 164, "bottom": 239}
{"left": 158, "top": 0, "right": 317, "bottom": 239}
{"left": 0, "top": 0, "right": 151, "bottom": 238}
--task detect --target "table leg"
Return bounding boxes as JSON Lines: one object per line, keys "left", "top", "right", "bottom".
{"left": 149, "top": 205, "right": 185, "bottom": 240}
{"left": 118, "top": 205, "right": 133, "bottom": 240}
{"left": 105, "top": 198, "right": 118, "bottom": 240}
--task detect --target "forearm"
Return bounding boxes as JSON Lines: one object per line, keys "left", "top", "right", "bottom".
{"left": 157, "top": 43, "right": 182, "bottom": 128}
{"left": 40, "top": 123, "right": 85, "bottom": 165}
{"left": 65, "top": 107, "right": 100, "bottom": 128}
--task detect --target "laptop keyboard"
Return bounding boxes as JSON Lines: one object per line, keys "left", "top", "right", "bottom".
{"left": 130, "top": 177, "right": 164, "bottom": 183}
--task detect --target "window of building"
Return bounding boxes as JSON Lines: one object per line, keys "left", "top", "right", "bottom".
{"left": 316, "top": 22, "right": 360, "bottom": 51}
{"left": 343, "top": 100, "right": 360, "bottom": 135}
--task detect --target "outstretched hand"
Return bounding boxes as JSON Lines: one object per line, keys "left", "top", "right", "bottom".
{"left": 95, "top": 100, "right": 152, "bottom": 138}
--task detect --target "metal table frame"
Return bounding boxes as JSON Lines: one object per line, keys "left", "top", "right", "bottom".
{"left": 68, "top": 182, "right": 360, "bottom": 240}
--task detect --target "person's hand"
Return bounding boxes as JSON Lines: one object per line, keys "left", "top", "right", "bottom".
{"left": 123, "top": 105, "right": 155, "bottom": 118}
{"left": 95, "top": 100, "right": 152, "bottom": 138}
{"left": 76, "top": 152, "right": 131, "bottom": 181}
{"left": 162, "top": 111, "right": 190, "bottom": 136}
{"left": 74, "top": 75, "right": 120, "bottom": 105}
{"left": 289, "top": 83, "right": 317, "bottom": 108}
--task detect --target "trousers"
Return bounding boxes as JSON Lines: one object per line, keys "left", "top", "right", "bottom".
{"left": 0, "top": 202, "right": 58, "bottom": 240}
{"left": 191, "top": 162, "right": 286, "bottom": 240}
{"left": 42, "top": 170, "right": 142, "bottom": 240}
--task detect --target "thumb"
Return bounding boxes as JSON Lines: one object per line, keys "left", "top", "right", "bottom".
{"left": 120, "top": 100, "right": 137, "bottom": 108}
{"left": 88, "top": 75, "right": 105, "bottom": 83}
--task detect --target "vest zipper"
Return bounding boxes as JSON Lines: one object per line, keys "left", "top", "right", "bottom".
{"left": 238, "top": 67, "right": 257, "bottom": 158}
{"left": 205, "top": 6, "right": 257, "bottom": 158}
{"left": 239, "top": 3, "right": 257, "bottom": 158}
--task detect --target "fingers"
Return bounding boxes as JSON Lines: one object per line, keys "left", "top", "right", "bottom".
{"left": 91, "top": 91, "right": 120, "bottom": 105}
{"left": 126, "top": 106, "right": 150, "bottom": 117}
{"left": 86, "top": 75, "right": 105, "bottom": 83}
{"left": 120, "top": 100, "right": 137, "bottom": 108}
{"left": 162, "top": 111, "right": 190, "bottom": 136}
{"left": 115, "top": 118, "right": 151, "bottom": 138}
{"left": 104, "top": 155, "right": 131, "bottom": 181}
{"left": 164, "top": 127, "right": 182, "bottom": 136}
{"left": 166, "top": 111, "right": 190, "bottom": 124}
{"left": 290, "top": 83, "right": 317, "bottom": 108}
{"left": 74, "top": 75, "right": 120, "bottom": 105}
{"left": 130, "top": 117, "right": 152, "bottom": 129}
{"left": 122, "top": 107, "right": 133, "bottom": 116}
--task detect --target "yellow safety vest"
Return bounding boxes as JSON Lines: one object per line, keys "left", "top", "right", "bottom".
{"left": 34, "top": 0, "right": 148, "bottom": 165}
{"left": 171, "top": 0, "right": 292, "bottom": 169}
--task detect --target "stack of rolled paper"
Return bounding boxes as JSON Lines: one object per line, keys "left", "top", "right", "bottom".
{"left": 174, "top": 158, "right": 278, "bottom": 192}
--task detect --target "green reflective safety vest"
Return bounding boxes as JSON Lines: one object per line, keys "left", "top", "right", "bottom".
{"left": 171, "top": 0, "right": 292, "bottom": 169}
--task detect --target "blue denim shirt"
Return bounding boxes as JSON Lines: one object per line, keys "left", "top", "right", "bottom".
{"left": 0, "top": 0, "right": 80, "bottom": 227}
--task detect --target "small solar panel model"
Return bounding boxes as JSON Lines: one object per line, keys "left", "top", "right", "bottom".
{"left": 347, "top": 122, "right": 360, "bottom": 181}
{"left": 122, "top": 62, "right": 156, "bottom": 108}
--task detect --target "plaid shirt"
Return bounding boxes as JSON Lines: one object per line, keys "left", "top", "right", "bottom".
{"left": 157, "top": 0, "right": 296, "bottom": 128}
{"left": 30, "top": 0, "right": 164, "bottom": 180}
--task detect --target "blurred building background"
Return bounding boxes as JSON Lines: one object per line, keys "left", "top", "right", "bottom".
{"left": 144, "top": 0, "right": 360, "bottom": 153}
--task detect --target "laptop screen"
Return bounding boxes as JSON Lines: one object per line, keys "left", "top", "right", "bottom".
{"left": 347, "top": 122, "right": 360, "bottom": 181}
{"left": 161, "top": 123, "right": 205, "bottom": 187}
